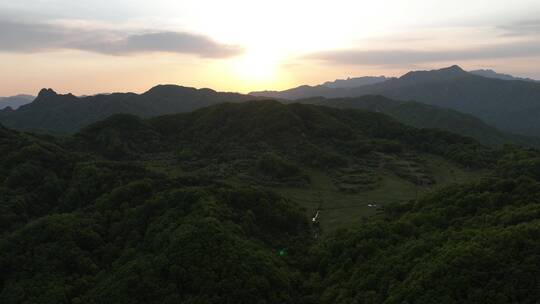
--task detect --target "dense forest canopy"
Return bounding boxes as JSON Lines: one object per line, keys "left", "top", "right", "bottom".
{"left": 1, "top": 101, "right": 540, "bottom": 303}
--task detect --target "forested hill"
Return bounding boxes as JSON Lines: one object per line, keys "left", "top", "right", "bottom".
{"left": 295, "top": 95, "right": 540, "bottom": 148}
{"left": 317, "top": 144, "right": 540, "bottom": 303}
{"left": 0, "top": 85, "right": 254, "bottom": 134}
{"left": 0, "top": 122, "right": 313, "bottom": 303}
{"left": 74, "top": 100, "right": 493, "bottom": 168}
{"left": 1, "top": 101, "right": 540, "bottom": 303}
{"left": 251, "top": 65, "right": 540, "bottom": 137}
{"left": 3, "top": 82, "right": 539, "bottom": 152}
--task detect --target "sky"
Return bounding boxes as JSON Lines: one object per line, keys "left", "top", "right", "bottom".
{"left": 0, "top": 0, "right": 540, "bottom": 96}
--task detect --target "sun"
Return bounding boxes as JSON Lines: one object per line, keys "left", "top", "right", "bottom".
{"left": 231, "top": 48, "right": 280, "bottom": 85}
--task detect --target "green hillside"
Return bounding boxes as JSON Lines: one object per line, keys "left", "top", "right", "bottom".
{"left": 317, "top": 146, "right": 540, "bottom": 303}
{"left": 1, "top": 101, "right": 539, "bottom": 303}
{"left": 74, "top": 100, "right": 492, "bottom": 229}
{"left": 4, "top": 83, "right": 539, "bottom": 152}
{"left": 296, "top": 96, "right": 540, "bottom": 148}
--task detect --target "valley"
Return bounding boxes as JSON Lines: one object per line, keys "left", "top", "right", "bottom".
{"left": 3, "top": 1, "right": 540, "bottom": 302}
{"left": 1, "top": 98, "right": 539, "bottom": 303}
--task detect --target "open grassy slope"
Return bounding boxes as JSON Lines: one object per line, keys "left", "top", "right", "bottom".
{"left": 72, "top": 100, "right": 493, "bottom": 231}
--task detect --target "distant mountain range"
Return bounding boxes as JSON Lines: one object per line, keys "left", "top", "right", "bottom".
{"left": 322, "top": 76, "right": 390, "bottom": 88}
{"left": 0, "top": 85, "right": 254, "bottom": 134}
{"left": 0, "top": 95, "right": 34, "bottom": 110}
{"left": 0, "top": 83, "right": 537, "bottom": 149}
{"left": 319, "top": 69, "right": 539, "bottom": 88}
{"left": 251, "top": 65, "right": 540, "bottom": 137}
{"left": 469, "top": 69, "right": 539, "bottom": 82}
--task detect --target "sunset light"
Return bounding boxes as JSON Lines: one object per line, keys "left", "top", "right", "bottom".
{"left": 2, "top": 1, "right": 540, "bottom": 303}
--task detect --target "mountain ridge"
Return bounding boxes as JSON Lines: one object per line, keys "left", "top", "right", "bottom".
{"left": 293, "top": 95, "right": 540, "bottom": 148}
{"left": 470, "top": 69, "right": 539, "bottom": 82}
{"left": 250, "top": 65, "right": 540, "bottom": 137}
{"left": 0, "top": 85, "right": 255, "bottom": 134}
{"left": 0, "top": 94, "right": 35, "bottom": 110}
{"left": 322, "top": 76, "right": 389, "bottom": 88}
{"left": 2, "top": 83, "right": 539, "bottom": 149}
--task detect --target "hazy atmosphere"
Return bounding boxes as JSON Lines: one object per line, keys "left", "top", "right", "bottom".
{"left": 2, "top": 1, "right": 540, "bottom": 303}
{"left": 1, "top": 0, "right": 540, "bottom": 95}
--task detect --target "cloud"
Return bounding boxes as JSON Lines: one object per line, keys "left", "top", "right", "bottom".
{"left": 0, "top": 19, "right": 243, "bottom": 58}
{"left": 303, "top": 40, "right": 540, "bottom": 66}
{"left": 499, "top": 19, "right": 540, "bottom": 36}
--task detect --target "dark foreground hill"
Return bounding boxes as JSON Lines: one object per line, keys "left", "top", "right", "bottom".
{"left": 0, "top": 123, "right": 312, "bottom": 303}
{"left": 73, "top": 100, "right": 497, "bottom": 230}
{"left": 251, "top": 65, "right": 540, "bottom": 137}
{"left": 0, "top": 85, "right": 254, "bottom": 134}
{"left": 75, "top": 100, "right": 493, "bottom": 169}
{"left": 316, "top": 145, "right": 540, "bottom": 303}
{"left": 1, "top": 101, "right": 540, "bottom": 303}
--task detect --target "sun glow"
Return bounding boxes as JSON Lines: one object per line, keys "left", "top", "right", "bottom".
{"left": 230, "top": 48, "right": 281, "bottom": 85}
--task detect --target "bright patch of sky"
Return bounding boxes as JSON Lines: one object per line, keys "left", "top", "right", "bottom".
{"left": 0, "top": 0, "right": 539, "bottom": 95}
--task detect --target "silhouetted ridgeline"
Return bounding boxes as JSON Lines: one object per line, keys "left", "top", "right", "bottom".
{"left": 1, "top": 83, "right": 538, "bottom": 149}
{"left": 0, "top": 85, "right": 254, "bottom": 134}
{"left": 0, "top": 94, "right": 34, "bottom": 110}
{"left": 251, "top": 65, "right": 540, "bottom": 137}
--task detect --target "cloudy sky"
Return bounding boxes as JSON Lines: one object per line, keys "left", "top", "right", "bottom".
{"left": 1, "top": 0, "right": 539, "bottom": 95}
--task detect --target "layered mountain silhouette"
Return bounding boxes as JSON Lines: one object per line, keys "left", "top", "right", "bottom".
{"left": 315, "top": 69, "right": 536, "bottom": 89}
{"left": 322, "top": 76, "right": 389, "bottom": 88}
{"left": 0, "top": 85, "right": 254, "bottom": 134}
{"left": 470, "top": 69, "right": 539, "bottom": 82}
{"left": 251, "top": 65, "right": 540, "bottom": 137}
{"left": 1, "top": 82, "right": 538, "bottom": 148}
{"left": 0, "top": 94, "right": 34, "bottom": 110}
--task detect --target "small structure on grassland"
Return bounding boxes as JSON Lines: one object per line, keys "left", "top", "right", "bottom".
{"left": 312, "top": 210, "right": 320, "bottom": 222}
